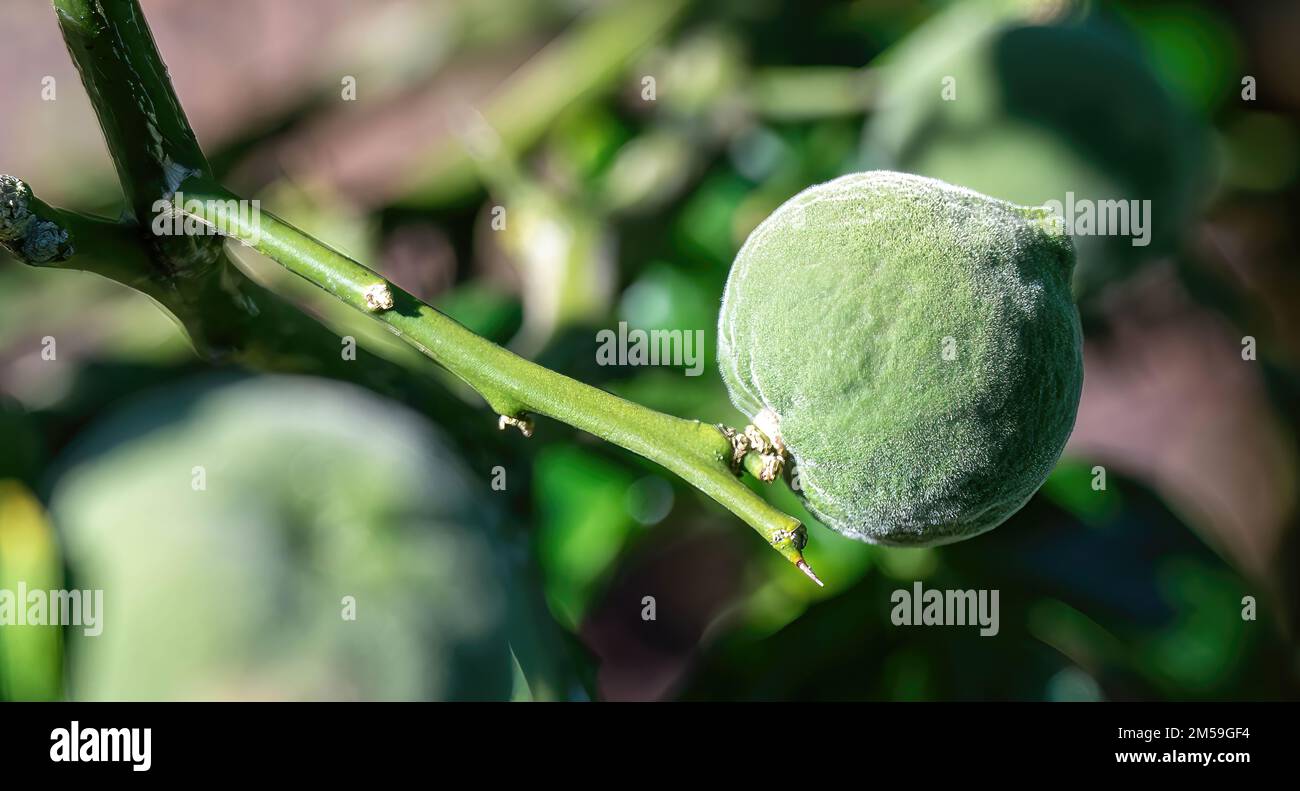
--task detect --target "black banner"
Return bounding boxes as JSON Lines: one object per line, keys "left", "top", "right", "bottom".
{"left": 0, "top": 701, "right": 1283, "bottom": 777}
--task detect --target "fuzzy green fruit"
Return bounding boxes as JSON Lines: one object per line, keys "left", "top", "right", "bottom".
{"left": 718, "top": 171, "right": 1082, "bottom": 546}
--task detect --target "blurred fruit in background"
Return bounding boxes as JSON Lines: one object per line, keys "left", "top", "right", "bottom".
{"left": 0, "top": 481, "right": 63, "bottom": 701}
{"left": 862, "top": 0, "right": 1212, "bottom": 299}
{"left": 49, "top": 374, "right": 575, "bottom": 700}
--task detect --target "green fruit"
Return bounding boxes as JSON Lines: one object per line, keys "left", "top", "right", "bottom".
{"left": 53, "top": 374, "right": 517, "bottom": 700}
{"left": 718, "top": 171, "right": 1082, "bottom": 546}
{"left": 861, "top": 5, "right": 1209, "bottom": 297}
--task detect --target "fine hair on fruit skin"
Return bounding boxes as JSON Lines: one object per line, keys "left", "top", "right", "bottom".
{"left": 718, "top": 171, "right": 1084, "bottom": 547}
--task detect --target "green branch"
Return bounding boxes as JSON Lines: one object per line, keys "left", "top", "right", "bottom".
{"left": 53, "top": 1, "right": 211, "bottom": 221}
{"left": 51, "top": 0, "right": 266, "bottom": 361}
{"left": 170, "top": 177, "right": 816, "bottom": 576}
{"left": 3, "top": 171, "right": 512, "bottom": 465}
{"left": 15, "top": 0, "right": 822, "bottom": 582}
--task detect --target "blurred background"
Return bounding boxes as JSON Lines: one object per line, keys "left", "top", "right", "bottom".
{"left": 1, "top": 0, "right": 1298, "bottom": 700}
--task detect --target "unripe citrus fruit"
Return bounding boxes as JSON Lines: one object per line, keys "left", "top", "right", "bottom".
{"left": 718, "top": 171, "right": 1082, "bottom": 546}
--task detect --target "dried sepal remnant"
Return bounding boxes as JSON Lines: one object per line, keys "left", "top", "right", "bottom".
{"left": 718, "top": 171, "right": 1083, "bottom": 547}
{"left": 743, "top": 408, "right": 786, "bottom": 481}
{"left": 718, "top": 424, "right": 749, "bottom": 470}
{"left": 718, "top": 415, "right": 787, "bottom": 482}
{"left": 0, "top": 175, "right": 73, "bottom": 264}
{"left": 498, "top": 414, "right": 534, "bottom": 438}
{"left": 756, "top": 454, "right": 783, "bottom": 483}
{"left": 363, "top": 283, "right": 395, "bottom": 312}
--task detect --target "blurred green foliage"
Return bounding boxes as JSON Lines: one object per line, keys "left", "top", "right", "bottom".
{"left": 1, "top": 0, "right": 1298, "bottom": 700}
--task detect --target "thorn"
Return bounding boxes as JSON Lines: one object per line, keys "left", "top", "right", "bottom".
{"left": 796, "top": 559, "right": 824, "bottom": 587}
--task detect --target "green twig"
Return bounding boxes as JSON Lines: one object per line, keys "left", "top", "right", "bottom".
{"left": 170, "top": 176, "right": 815, "bottom": 574}
{"left": 13, "top": 0, "right": 822, "bottom": 582}
{"left": 53, "top": 0, "right": 219, "bottom": 273}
